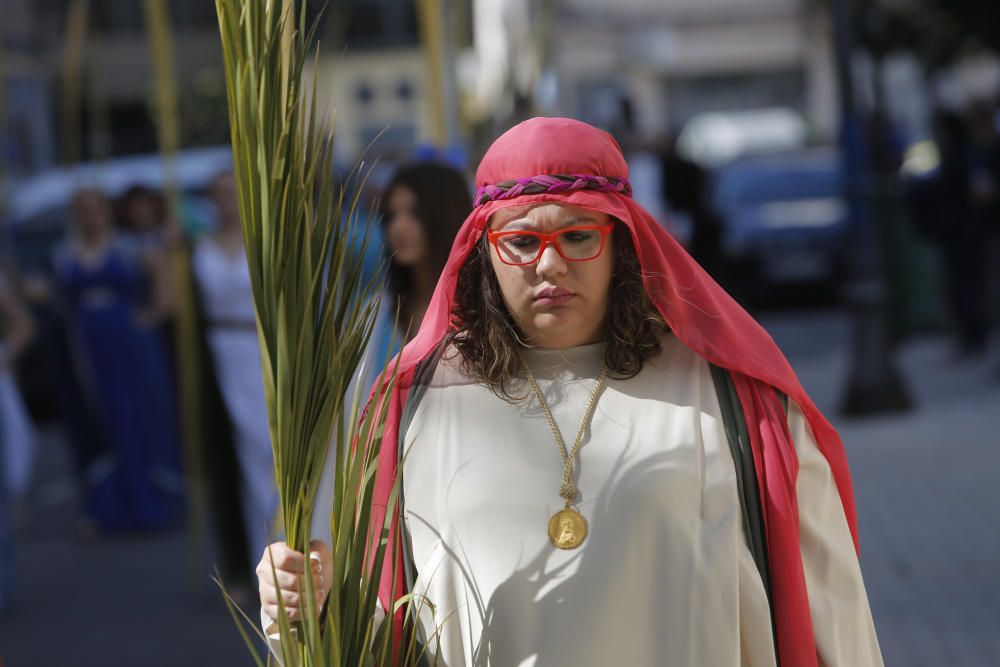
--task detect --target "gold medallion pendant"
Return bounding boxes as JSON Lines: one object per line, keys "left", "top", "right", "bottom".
{"left": 548, "top": 507, "right": 588, "bottom": 549}
{"left": 522, "top": 359, "right": 607, "bottom": 553}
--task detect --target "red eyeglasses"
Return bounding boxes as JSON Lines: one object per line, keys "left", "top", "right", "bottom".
{"left": 487, "top": 224, "right": 613, "bottom": 266}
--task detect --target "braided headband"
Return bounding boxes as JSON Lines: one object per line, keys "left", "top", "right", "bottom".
{"left": 474, "top": 173, "right": 632, "bottom": 208}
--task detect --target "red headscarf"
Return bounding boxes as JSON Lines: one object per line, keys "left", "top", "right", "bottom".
{"left": 371, "top": 117, "right": 858, "bottom": 666}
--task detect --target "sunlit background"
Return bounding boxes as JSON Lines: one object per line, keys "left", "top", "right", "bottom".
{"left": 1, "top": 0, "right": 998, "bottom": 665}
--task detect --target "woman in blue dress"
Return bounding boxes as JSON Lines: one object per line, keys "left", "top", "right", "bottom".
{"left": 55, "top": 188, "right": 182, "bottom": 532}
{"left": 116, "top": 185, "right": 185, "bottom": 502}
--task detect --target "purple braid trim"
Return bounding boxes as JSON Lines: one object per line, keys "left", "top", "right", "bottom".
{"left": 474, "top": 173, "right": 632, "bottom": 207}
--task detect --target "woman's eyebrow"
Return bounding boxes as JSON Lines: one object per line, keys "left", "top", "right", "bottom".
{"left": 499, "top": 218, "right": 534, "bottom": 230}
{"left": 558, "top": 216, "right": 596, "bottom": 227}
{"left": 498, "top": 214, "right": 597, "bottom": 230}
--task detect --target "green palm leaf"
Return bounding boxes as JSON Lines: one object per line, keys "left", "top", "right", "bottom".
{"left": 214, "top": 1, "right": 434, "bottom": 663}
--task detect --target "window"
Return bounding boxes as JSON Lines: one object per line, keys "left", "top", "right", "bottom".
{"left": 331, "top": 0, "right": 419, "bottom": 49}
{"left": 666, "top": 71, "right": 806, "bottom": 133}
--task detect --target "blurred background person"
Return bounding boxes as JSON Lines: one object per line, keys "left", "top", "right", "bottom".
{"left": 967, "top": 102, "right": 1000, "bottom": 230}
{"left": 0, "top": 270, "right": 37, "bottom": 614}
{"left": 656, "top": 136, "right": 725, "bottom": 286}
{"left": 376, "top": 161, "right": 472, "bottom": 349}
{"left": 53, "top": 188, "right": 182, "bottom": 533}
{"left": 118, "top": 185, "right": 173, "bottom": 259}
{"left": 115, "top": 184, "right": 186, "bottom": 496}
{"left": 966, "top": 102, "right": 1000, "bottom": 369}
{"left": 192, "top": 171, "right": 277, "bottom": 570}
{"left": 928, "top": 111, "right": 991, "bottom": 358}
{"left": 303, "top": 161, "right": 473, "bottom": 560}
{"left": 116, "top": 184, "right": 177, "bottom": 333}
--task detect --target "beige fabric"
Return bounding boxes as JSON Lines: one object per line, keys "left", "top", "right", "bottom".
{"left": 791, "top": 400, "right": 884, "bottom": 667}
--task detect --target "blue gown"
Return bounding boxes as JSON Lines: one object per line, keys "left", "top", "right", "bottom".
{"left": 57, "top": 241, "right": 183, "bottom": 531}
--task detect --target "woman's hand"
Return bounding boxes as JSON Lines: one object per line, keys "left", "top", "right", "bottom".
{"left": 257, "top": 539, "right": 333, "bottom": 624}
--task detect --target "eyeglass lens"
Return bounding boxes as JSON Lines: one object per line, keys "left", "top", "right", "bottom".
{"left": 496, "top": 228, "right": 605, "bottom": 265}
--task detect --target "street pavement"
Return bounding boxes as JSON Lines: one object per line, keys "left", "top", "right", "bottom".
{"left": 1, "top": 307, "right": 998, "bottom": 666}
{"left": 0, "top": 435, "right": 252, "bottom": 665}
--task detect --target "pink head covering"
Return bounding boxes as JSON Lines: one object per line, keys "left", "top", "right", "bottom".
{"left": 372, "top": 117, "right": 857, "bottom": 666}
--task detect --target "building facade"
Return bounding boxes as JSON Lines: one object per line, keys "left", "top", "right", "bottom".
{"left": 1, "top": 0, "right": 59, "bottom": 182}
{"left": 0, "top": 0, "right": 438, "bottom": 173}
{"left": 546, "top": 0, "right": 838, "bottom": 141}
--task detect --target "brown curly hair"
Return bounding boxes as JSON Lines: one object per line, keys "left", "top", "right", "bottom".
{"left": 450, "top": 220, "right": 668, "bottom": 398}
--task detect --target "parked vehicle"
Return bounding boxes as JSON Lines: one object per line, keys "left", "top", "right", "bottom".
{"left": 710, "top": 148, "right": 849, "bottom": 300}
{"left": 677, "top": 107, "right": 809, "bottom": 169}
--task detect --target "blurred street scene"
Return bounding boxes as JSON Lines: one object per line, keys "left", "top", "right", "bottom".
{"left": 1, "top": 0, "right": 999, "bottom": 665}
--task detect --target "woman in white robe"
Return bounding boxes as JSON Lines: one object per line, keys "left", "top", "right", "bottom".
{"left": 193, "top": 172, "right": 277, "bottom": 565}
{"left": 258, "top": 118, "right": 884, "bottom": 666}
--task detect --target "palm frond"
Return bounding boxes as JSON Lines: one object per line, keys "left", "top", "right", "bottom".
{"left": 214, "top": 1, "right": 434, "bottom": 663}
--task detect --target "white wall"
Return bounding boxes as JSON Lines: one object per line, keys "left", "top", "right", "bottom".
{"left": 314, "top": 48, "right": 432, "bottom": 163}
{"left": 542, "top": 2, "right": 837, "bottom": 141}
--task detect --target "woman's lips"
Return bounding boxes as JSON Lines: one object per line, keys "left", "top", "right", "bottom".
{"left": 534, "top": 288, "right": 575, "bottom": 306}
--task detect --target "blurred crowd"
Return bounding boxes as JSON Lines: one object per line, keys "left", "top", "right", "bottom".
{"left": 0, "top": 150, "right": 473, "bottom": 613}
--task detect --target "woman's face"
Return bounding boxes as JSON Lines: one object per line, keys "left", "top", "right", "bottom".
{"left": 73, "top": 191, "right": 113, "bottom": 242}
{"left": 488, "top": 203, "right": 614, "bottom": 349}
{"left": 124, "top": 192, "right": 159, "bottom": 231}
{"left": 211, "top": 173, "right": 240, "bottom": 227}
{"left": 385, "top": 185, "right": 428, "bottom": 268}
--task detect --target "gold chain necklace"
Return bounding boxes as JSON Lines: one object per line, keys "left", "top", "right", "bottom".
{"left": 522, "top": 359, "right": 609, "bottom": 550}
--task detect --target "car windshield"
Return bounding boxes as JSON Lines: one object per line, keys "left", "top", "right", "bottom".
{"left": 715, "top": 163, "right": 842, "bottom": 208}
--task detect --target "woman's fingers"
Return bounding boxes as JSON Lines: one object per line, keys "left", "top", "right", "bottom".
{"left": 260, "top": 583, "right": 290, "bottom": 607}
{"left": 261, "top": 565, "right": 327, "bottom": 592}
{"left": 259, "top": 540, "right": 332, "bottom": 575}
{"left": 269, "top": 569, "right": 300, "bottom": 591}
{"left": 258, "top": 542, "right": 307, "bottom": 575}
{"left": 261, "top": 564, "right": 327, "bottom": 593}
{"left": 309, "top": 539, "right": 334, "bottom": 595}
{"left": 309, "top": 539, "right": 332, "bottom": 562}
{"left": 258, "top": 540, "right": 331, "bottom": 626}
{"left": 263, "top": 603, "right": 302, "bottom": 623}
{"left": 261, "top": 584, "right": 328, "bottom": 624}
{"left": 262, "top": 576, "right": 327, "bottom": 601}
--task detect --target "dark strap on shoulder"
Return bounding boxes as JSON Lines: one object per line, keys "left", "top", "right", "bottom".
{"left": 709, "top": 364, "right": 781, "bottom": 662}
{"left": 395, "top": 334, "right": 451, "bottom": 661}
{"left": 397, "top": 334, "right": 452, "bottom": 453}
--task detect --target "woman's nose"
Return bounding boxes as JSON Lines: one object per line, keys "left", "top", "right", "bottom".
{"left": 535, "top": 243, "right": 567, "bottom": 278}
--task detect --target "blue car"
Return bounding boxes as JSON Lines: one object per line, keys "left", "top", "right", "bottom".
{"left": 710, "top": 149, "right": 849, "bottom": 298}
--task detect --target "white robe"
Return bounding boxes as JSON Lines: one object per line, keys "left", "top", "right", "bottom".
{"left": 192, "top": 238, "right": 277, "bottom": 564}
